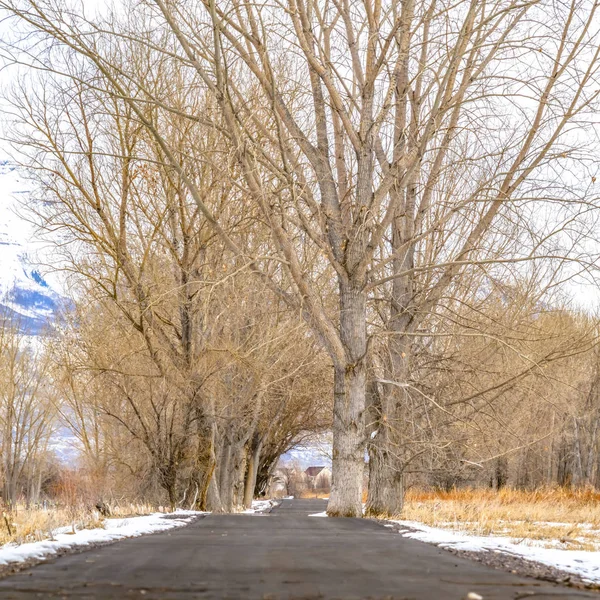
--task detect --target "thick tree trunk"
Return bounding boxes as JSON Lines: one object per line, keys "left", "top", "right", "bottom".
{"left": 219, "top": 466, "right": 234, "bottom": 512}
{"left": 232, "top": 444, "right": 247, "bottom": 509}
{"left": 367, "top": 180, "right": 417, "bottom": 517}
{"left": 218, "top": 437, "right": 247, "bottom": 512}
{"left": 243, "top": 438, "right": 262, "bottom": 509}
{"left": 366, "top": 447, "right": 404, "bottom": 516}
{"left": 366, "top": 392, "right": 408, "bottom": 515}
{"left": 365, "top": 358, "right": 406, "bottom": 517}
{"left": 218, "top": 439, "right": 234, "bottom": 512}
{"left": 327, "top": 283, "right": 366, "bottom": 518}
{"left": 206, "top": 476, "right": 223, "bottom": 511}
{"left": 197, "top": 420, "right": 219, "bottom": 511}
{"left": 205, "top": 423, "right": 224, "bottom": 512}
{"left": 206, "top": 462, "right": 224, "bottom": 513}
{"left": 365, "top": 321, "right": 411, "bottom": 517}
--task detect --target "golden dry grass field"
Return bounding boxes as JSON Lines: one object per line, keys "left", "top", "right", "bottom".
{"left": 400, "top": 487, "right": 600, "bottom": 551}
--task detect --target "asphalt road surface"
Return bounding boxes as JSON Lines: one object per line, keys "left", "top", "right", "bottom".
{"left": 0, "top": 498, "right": 596, "bottom": 599}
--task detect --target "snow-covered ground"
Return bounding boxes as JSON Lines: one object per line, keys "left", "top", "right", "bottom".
{"left": 245, "top": 499, "right": 277, "bottom": 513}
{"left": 0, "top": 510, "right": 204, "bottom": 567}
{"left": 392, "top": 520, "right": 600, "bottom": 584}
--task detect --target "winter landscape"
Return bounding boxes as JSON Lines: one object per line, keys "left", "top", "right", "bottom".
{"left": 0, "top": 0, "right": 599, "bottom": 598}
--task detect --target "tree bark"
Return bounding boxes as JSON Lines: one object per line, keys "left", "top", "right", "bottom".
{"left": 366, "top": 447, "right": 404, "bottom": 516}
{"left": 206, "top": 474, "right": 223, "bottom": 512}
{"left": 327, "top": 282, "right": 366, "bottom": 517}
{"left": 232, "top": 444, "right": 247, "bottom": 509}
{"left": 366, "top": 178, "right": 416, "bottom": 516}
{"left": 365, "top": 360, "right": 406, "bottom": 516}
{"left": 197, "top": 418, "right": 219, "bottom": 511}
{"left": 243, "top": 437, "right": 262, "bottom": 509}
{"left": 366, "top": 348, "right": 412, "bottom": 515}
{"left": 218, "top": 438, "right": 233, "bottom": 511}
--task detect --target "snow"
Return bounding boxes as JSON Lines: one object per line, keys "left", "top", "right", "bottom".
{"left": 392, "top": 520, "right": 600, "bottom": 583}
{"left": 245, "top": 499, "right": 276, "bottom": 513}
{"left": 309, "top": 511, "right": 328, "bottom": 517}
{"left": 0, "top": 159, "right": 64, "bottom": 327}
{"left": 0, "top": 163, "right": 45, "bottom": 290}
{"left": 0, "top": 510, "right": 203, "bottom": 567}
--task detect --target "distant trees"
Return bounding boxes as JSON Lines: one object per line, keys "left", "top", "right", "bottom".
{"left": 52, "top": 287, "right": 331, "bottom": 510}
{"left": 0, "top": 310, "right": 57, "bottom": 505}
{"left": 394, "top": 294, "right": 600, "bottom": 492}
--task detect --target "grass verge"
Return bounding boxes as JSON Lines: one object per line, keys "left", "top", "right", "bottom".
{"left": 401, "top": 487, "right": 600, "bottom": 551}
{"left": 0, "top": 502, "right": 159, "bottom": 546}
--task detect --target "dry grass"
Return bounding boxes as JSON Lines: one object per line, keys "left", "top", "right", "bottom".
{"left": 0, "top": 506, "right": 104, "bottom": 546}
{"left": 298, "top": 490, "right": 330, "bottom": 499}
{"left": 401, "top": 487, "right": 600, "bottom": 551}
{"left": 0, "top": 502, "right": 160, "bottom": 547}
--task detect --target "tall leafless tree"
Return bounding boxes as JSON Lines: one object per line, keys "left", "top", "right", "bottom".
{"left": 1, "top": 0, "right": 600, "bottom": 517}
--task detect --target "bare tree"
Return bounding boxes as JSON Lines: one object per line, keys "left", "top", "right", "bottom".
{"left": 1, "top": 0, "right": 600, "bottom": 517}
{"left": 0, "top": 308, "right": 57, "bottom": 505}
{"left": 3, "top": 61, "right": 331, "bottom": 510}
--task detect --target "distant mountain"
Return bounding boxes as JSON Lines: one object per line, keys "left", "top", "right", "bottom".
{"left": 0, "top": 159, "right": 63, "bottom": 334}
{"left": 0, "top": 159, "right": 81, "bottom": 463}
{"left": 280, "top": 437, "right": 332, "bottom": 469}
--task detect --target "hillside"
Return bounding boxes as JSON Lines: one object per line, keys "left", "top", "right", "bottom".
{"left": 0, "top": 159, "right": 62, "bottom": 334}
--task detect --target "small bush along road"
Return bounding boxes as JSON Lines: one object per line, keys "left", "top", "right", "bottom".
{"left": 0, "top": 499, "right": 594, "bottom": 599}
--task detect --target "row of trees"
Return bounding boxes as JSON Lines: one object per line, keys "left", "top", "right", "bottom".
{"left": 0, "top": 311, "right": 56, "bottom": 506}
{"left": 1, "top": 0, "right": 600, "bottom": 516}
{"left": 52, "top": 276, "right": 331, "bottom": 511}
{"left": 1, "top": 294, "right": 599, "bottom": 510}
{"left": 0, "top": 295, "right": 330, "bottom": 511}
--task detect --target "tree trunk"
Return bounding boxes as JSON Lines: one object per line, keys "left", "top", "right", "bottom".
{"left": 366, "top": 446, "right": 404, "bottom": 516}
{"left": 219, "top": 465, "right": 234, "bottom": 512}
{"left": 243, "top": 437, "right": 262, "bottom": 509}
{"left": 3, "top": 472, "right": 16, "bottom": 507}
{"left": 365, "top": 333, "right": 410, "bottom": 516}
{"left": 367, "top": 182, "right": 416, "bottom": 517}
{"left": 327, "top": 283, "right": 366, "bottom": 518}
{"left": 206, "top": 474, "right": 223, "bottom": 512}
{"left": 490, "top": 457, "right": 509, "bottom": 490}
{"left": 197, "top": 421, "right": 219, "bottom": 511}
{"left": 365, "top": 353, "right": 406, "bottom": 515}
{"left": 232, "top": 443, "right": 247, "bottom": 509}
{"left": 160, "top": 460, "right": 179, "bottom": 511}
{"left": 218, "top": 439, "right": 233, "bottom": 512}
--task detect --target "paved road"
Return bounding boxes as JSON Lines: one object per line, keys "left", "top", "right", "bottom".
{"left": 0, "top": 499, "right": 595, "bottom": 599}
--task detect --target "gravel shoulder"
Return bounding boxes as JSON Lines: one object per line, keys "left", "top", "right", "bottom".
{"left": 382, "top": 520, "right": 600, "bottom": 594}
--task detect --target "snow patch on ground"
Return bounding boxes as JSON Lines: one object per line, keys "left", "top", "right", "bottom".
{"left": 309, "top": 511, "right": 328, "bottom": 517}
{"left": 0, "top": 510, "right": 204, "bottom": 567}
{"left": 393, "top": 520, "right": 600, "bottom": 583}
{"left": 245, "top": 499, "right": 277, "bottom": 513}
